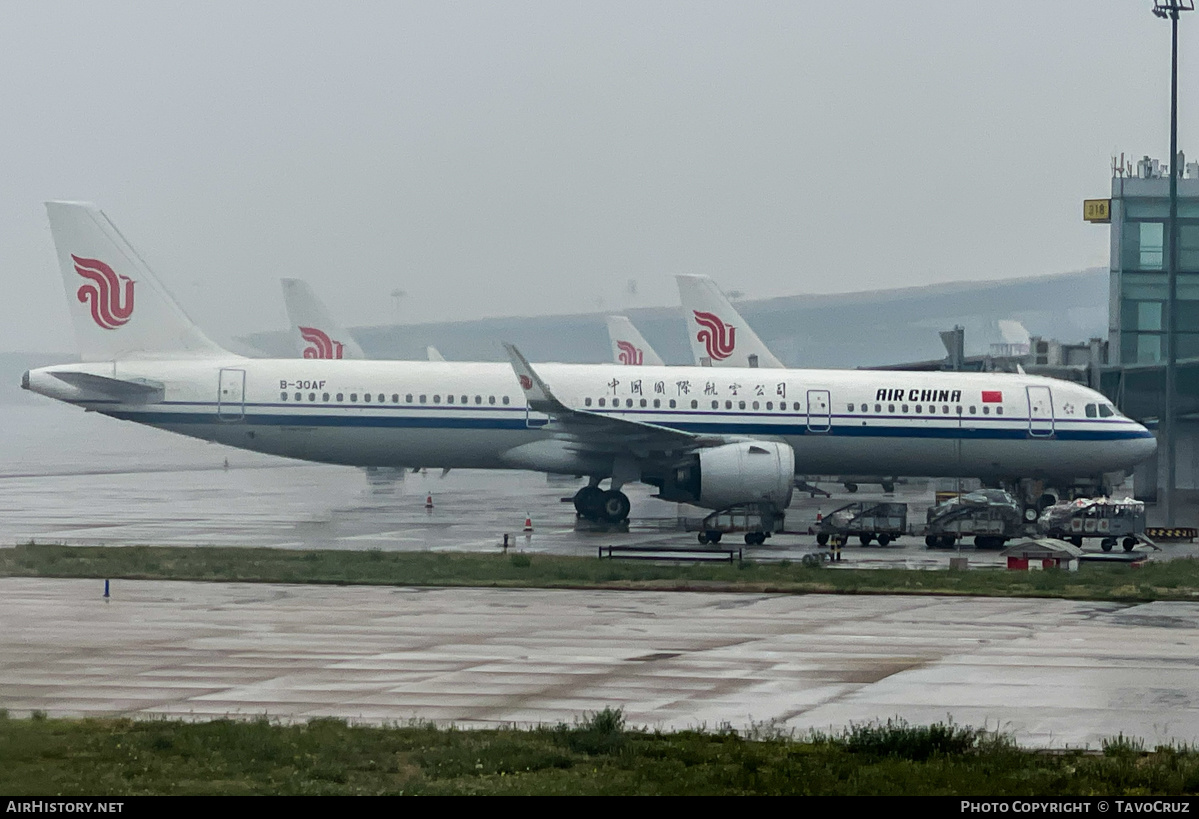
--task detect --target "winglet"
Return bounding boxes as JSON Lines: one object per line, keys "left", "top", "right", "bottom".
{"left": 502, "top": 342, "right": 562, "bottom": 413}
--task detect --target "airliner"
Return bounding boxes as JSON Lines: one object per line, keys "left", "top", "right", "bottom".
{"left": 606, "top": 316, "right": 664, "bottom": 366}
{"left": 281, "top": 277, "right": 444, "bottom": 363}
{"left": 677, "top": 274, "right": 785, "bottom": 369}
{"left": 23, "top": 202, "right": 1156, "bottom": 525}
{"left": 280, "top": 278, "right": 367, "bottom": 360}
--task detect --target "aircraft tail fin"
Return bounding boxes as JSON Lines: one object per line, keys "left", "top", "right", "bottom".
{"left": 280, "top": 278, "right": 366, "bottom": 360}
{"left": 44, "top": 201, "right": 231, "bottom": 361}
{"left": 675, "top": 274, "right": 785, "bottom": 368}
{"left": 605, "top": 316, "right": 664, "bottom": 366}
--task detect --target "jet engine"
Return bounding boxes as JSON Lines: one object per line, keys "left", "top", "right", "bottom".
{"left": 653, "top": 440, "right": 795, "bottom": 510}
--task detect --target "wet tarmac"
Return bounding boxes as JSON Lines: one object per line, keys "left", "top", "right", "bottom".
{"left": 4, "top": 401, "right": 1199, "bottom": 748}
{"left": 6, "top": 457, "right": 1196, "bottom": 569}
{"left": 2, "top": 578, "right": 1198, "bottom": 749}
{"left": 2, "top": 401, "right": 1196, "bottom": 568}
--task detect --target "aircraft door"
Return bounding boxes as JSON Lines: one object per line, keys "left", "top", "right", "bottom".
{"left": 1026, "top": 385, "right": 1054, "bottom": 437}
{"left": 218, "top": 368, "right": 245, "bottom": 421}
{"left": 806, "top": 389, "right": 831, "bottom": 432}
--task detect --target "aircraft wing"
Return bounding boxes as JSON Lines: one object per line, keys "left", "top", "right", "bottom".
{"left": 503, "top": 343, "right": 724, "bottom": 456}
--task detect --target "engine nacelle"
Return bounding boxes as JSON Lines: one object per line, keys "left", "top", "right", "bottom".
{"left": 656, "top": 441, "right": 795, "bottom": 510}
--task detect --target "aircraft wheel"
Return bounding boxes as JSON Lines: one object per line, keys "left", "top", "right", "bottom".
{"left": 1069, "top": 536, "right": 1083, "bottom": 548}
{"left": 816, "top": 533, "right": 829, "bottom": 546}
{"left": 859, "top": 534, "right": 873, "bottom": 547}
{"left": 882, "top": 482, "right": 895, "bottom": 494}
{"left": 1023, "top": 506, "right": 1039, "bottom": 523}
{"left": 877, "top": 534, "right": 892, "bottom": 547}
{"left": 1101, "top": 538, "right": 1115, "bottom": 552}
{"left": 708, "top": 531, "right": 723, "bottom": 544}
{"left": 940, "top": 535, "right": 956, "bottom": 549}
{"left": 1123, "top": 537, "right": 1137, "bottom": 552}
{"left": 573, "top": 486, "right": 605, "bottom": 520}
{"left": 745, "top": 532, "right": 766, "bottom": 546}
{"left": 600, "top": 490, "right": 631, "bottom": 523}
{"left": 845, "top": 483, "right": 858, "bottom": 493}
{"left": 697, "top": 532, "right": 710, "bottom": 545}
{"left": 925, "top": 535, "right": 938, "bottom": 549}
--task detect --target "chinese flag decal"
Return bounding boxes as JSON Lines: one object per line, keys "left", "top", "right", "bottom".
{"left": 981, "top": 391, "right": 1003, "bottom": 403}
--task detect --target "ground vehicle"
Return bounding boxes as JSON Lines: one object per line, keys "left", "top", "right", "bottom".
{"left": 1037, "top": 497, "right": 1146, "bottom": 552}
{"left": 925, "top": 489, "right": 1024, "bottom": 548}
{"left": 695, "top": 502, "right": 785, "bottom": 545}
{"left": 816, "top": 501, "right": 907, "bottom": 547}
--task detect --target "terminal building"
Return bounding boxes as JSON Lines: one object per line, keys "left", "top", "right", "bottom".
{"left": 1098, "top": 155, "right": 1199, "bottom": 515}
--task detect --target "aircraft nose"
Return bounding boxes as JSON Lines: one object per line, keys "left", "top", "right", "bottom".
{"left": 1134, "top": 422, "right": 1158, "bottom": 462}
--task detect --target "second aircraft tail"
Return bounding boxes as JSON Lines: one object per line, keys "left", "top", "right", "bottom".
{"left": 675, "top": 274, "right": 785, "bottom": 368}
{"left": 605, "top": 316, "right": 664, "bottom": 366}
{"left": 280, "top": 278, "right": 366, "bottom": 360}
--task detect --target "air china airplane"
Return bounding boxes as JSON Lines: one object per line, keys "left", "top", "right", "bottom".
{"left": 281, "top": 277, "right": 446, "bottom": 363}
{"left": 606, "top": 316, "right": 664, "bottom": 366}
{"left": 24, "top": 202, "right": 1156, "bottom": 526}
{"left": 280, "top": 278, "right": 366, "bottom": 360}
{"left": 677, "top": 273, "right": 785, "bottom": 369}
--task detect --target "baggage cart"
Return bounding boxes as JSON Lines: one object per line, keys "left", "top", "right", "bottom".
{"left": 816, "top": 501, "right": 907, "bottom": 547}
{"left": 925, "top": 488, "right": 1023, "bottom": 549}
{"left": 1038, "top": 497, "right": 1147, "bottom": 552}
{"left": 693, "top": 502, "right": 785, "bottom": 546}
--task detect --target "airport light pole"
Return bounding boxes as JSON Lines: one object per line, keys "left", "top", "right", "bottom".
{"left": 1153, "top": 1, "right": 1192, "bottom": 525}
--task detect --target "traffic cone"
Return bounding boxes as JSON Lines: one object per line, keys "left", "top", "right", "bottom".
{"left": 815, "top": 508, "right": 823, "bottom": 524}
{"left": 523, "top": 514, "right": 534, "bottom": 533}
{"left": 425, "top": 493, "right": 434, "bottom": 510}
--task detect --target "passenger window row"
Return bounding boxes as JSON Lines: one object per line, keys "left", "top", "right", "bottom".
{"left": 846, "top": 403, "right": 1004, "bottom": 416}
{"left": 279, "top": 392, "right": 513, "bottom": 406}
{"left": 582, "top": 398, "right": 804, "bottom": 412}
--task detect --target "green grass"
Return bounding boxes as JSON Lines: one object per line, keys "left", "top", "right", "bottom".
{"left": 2, "top": 543, "right": 1199, "bottom": 602}
{"left": 1, "top": 712, "right": 1196, "bottom": 795}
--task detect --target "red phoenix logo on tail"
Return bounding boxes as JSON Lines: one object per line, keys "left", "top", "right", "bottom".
{"left": 299, "top": 326, "right": 345, "bottom": 359}
{"left": 73, "top": 255, "right": 134, "bottom": 330}
{"left": 615, "top": 340, "right": 643, "bottom": 365}
{"left": 692, "top": 310, "right": 736, "bottom": 361}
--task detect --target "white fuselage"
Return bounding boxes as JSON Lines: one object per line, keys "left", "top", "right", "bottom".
{"left": 24, "top": 358, "right": 1155, "bottom": 483}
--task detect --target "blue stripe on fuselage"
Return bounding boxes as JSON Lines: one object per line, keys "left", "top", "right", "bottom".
{"left": 94, "top": 403, "right": 1153, "bottom": 441}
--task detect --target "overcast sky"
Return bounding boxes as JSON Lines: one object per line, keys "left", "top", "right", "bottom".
{"left": 1, "top": 1, "right": 1195, "bottom": 353}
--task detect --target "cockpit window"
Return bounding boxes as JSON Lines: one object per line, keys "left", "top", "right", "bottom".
{"left": 1098, "top": 404, "right": 1114, "bottom": 418}
{"left": 1085, "top": 403, "right": 1097, "bottom": 418}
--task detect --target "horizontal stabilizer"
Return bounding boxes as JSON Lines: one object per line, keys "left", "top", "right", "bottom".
{"left": 51, "top": 371, "right": 164, "bottom": 401}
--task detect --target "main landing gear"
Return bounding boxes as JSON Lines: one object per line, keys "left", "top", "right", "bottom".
{"left": 573, "top": 485, "right": 631, "bottom": 524}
